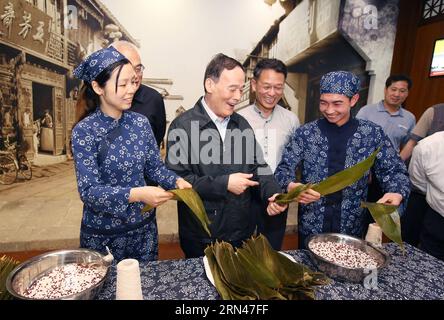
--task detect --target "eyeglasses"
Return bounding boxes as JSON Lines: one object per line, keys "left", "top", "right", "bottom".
{"left": 134, "top": 64, "right": 145, "bottom": 74}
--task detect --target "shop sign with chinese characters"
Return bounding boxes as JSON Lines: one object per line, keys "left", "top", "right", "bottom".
{"left": 0, "top": 0, "right": 51, "bottom": 55}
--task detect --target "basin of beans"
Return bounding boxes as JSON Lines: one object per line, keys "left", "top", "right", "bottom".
{"left": 306, "top": 233, "right": 390, "bottom": 282}
{"left": 308, "top": 241, "right": 379, "bottom": 269}
{"left": 22, "top": 263, "right": 107, "bottom": 299}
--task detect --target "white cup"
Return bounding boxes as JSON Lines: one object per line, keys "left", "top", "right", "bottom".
{"left": 365, "top": 223, "right": 382, "bottom": 246}
{"left": 116, "top": 258, "right": 143, "bottom": 300}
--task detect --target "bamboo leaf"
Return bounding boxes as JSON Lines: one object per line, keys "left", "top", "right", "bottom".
{"left": 204, "top": 245, "right": 237, "bottom": 300}
{"left": 236, "top": 249, "right": 282, "bottom": 289}
{"left": 275, "top": 148, "right": 380, "bottom": 204}
{"left": 170, "top": 189, "right": 211, "bottom": 237}
{"left": 143, "top": 188, "right": 211, "bottom": 237}
{"left": 0, "top": 255, "right": 19, "bottom": 300}
{"left": 361, "top": 202, "right": 404, "bottom": 252}
{"left": 213, "top": 242, "right": 283, "bottom": 300}
{"left": 275, "top": 183, "right": 312, "bottom": 205}
{"left": 312, "top": 147, "right": 380, "bottom": 196}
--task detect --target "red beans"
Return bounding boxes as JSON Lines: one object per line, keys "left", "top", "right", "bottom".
{"left": 23, "top": 263, "right": 106, "bottom": 299}
{"left": 309, "top": 241, "right": 378, "bottom": 269}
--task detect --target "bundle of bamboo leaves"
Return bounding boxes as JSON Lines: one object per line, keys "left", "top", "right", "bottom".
{"left": 275, "top": 148, "right": 404, "bottom": 249}
{"left": 0, "top": 255, "right": 19, "bottom": 300}
{"left": 204, "top": 235, "right": 330, "bottom": 300}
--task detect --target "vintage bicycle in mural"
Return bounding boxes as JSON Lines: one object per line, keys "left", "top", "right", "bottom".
{"left": 0, "top": 137, "right": 32, "bottom": 185}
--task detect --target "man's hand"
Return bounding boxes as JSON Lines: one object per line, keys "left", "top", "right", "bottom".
{"left": 176, "top": 178, "right": 192, "bottom": 189}
{"left": 130, "top": 186, "right": 174, "bottom": 207}
{"left": 227, "top": 173, "right": 259, "bottom": 195}
{"left": 267, "top": 193, "right": 288, "bottom": 216}
{"left": 287, "top": 182, "right": 321, "bottom": 204}
{"left": 377, "top": 193, "right": 403, "bottom": 206}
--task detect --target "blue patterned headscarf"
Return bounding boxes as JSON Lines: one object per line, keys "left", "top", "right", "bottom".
{"left": 73, "top": 46, "right": 127, "bottom": 83}
{"left": 320, "top": 71, "right": 360, "bottom": 98}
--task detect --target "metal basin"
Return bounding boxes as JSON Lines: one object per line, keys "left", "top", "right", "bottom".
{"left": 306, "top": 233, "right": 390, "bottom": 283}
{"left": 6, "top": 249, "right": 109, "bottom": 300}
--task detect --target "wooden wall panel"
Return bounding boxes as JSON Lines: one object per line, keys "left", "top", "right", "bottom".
{"left": 391, "top": 0, "right": 444, "bottom": 119}
{"left": 407, "top": 21, "right": 444, "bottom": 119}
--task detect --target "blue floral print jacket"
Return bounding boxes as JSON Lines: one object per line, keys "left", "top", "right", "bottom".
{"left": 72, "top": 109, "right": 178, "bottom": 234}
{"left": 275, "top": 118, "right": 410, "bottom": 238}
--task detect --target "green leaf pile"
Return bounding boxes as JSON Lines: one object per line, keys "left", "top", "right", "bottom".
{"left": 204, "top": 234, "right": 329, "bottom": 300}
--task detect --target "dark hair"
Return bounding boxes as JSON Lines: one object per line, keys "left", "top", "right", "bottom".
{"left": 203, "top": 53, "right": 244, "bottom": 93}
{"left": 253, "top": 58, "right": 287, "bottom": 79}
{"left": 385, "top": 74, "right": 412, "bottom": 89}
{"left": 75, "top": 59, "right": 130, "bottom": 123}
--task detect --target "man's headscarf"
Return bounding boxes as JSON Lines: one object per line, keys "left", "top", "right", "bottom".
{"left": 73, "top": 46, "right": 127, "bottom": 83}
{"left": 320, "top": 71, "right": 360, "bottom": 98}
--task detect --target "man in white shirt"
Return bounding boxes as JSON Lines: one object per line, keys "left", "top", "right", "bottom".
{"left": 238, "top": 58, "right": 300, "bottom": 250}
{"left": 409, "top": 131, "right": 444, "bottom": 261}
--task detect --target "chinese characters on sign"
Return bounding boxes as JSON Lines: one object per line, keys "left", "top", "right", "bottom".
{"left": 18, "top": 10, "right": 31, "bottom": 39}
{"left": 0, "top": 1, "right": 14, "bottom": 36}
{"left": 0, "top": 0, "right": 51, "bottom": 55}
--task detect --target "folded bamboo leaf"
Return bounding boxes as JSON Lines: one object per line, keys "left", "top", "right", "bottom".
{"left": 361, "top": 202, "right": 404, "bottom": 252}
{"left": 214, "top": 242, "right": 256, "bottom": 299}
{"left": 275, "top": 148, "right": 380, "bottom": 204}
{"left": 142, "top": 188, "right": 211, "bottom": 237}
{"left": 236, "top": 249, "right": 282, "bottom": 289}
{"left": 312, "top": 147, "right": 380, "bottom": 196}
{"left": 204, "top": 245, "right": 238, "bottom": 300}
{"left": 170, "top": 189, "right": 211, "bottom": 237}
{"left": 275, "top": 183, "right": 312, "bottom": 205}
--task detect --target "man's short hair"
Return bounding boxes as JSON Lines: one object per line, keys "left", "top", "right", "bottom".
{"left": 385, "top": 74, "right": 412, "bottom": 90}
{"left": 203, "top": 53, "right": 244, "bottom": 93}
{"left": 253, "top": 58, "right": 287, "bottom": 79}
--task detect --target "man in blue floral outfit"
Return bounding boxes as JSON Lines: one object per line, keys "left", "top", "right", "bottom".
{"left": 274, "top": 71, "right": 410, "bottom": 248}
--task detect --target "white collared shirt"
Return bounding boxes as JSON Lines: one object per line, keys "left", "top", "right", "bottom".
{"left": 238, "top": 103, "right": 300, "bottom": 172}
{"left": 409, "top": 131, "right": 444, "bottom": 216}
{"left": 201, "top": 97, "right": 230, "bottom": 142}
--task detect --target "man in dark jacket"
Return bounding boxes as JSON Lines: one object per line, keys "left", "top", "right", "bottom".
{"left": 166, "top": 53, "right": 288, "bottom": 258}
{"left": 112, "top": 41, "right": 166, "bottom": 147}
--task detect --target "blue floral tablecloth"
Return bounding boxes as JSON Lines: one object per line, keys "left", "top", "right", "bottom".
{"left": 97, "top": 243, "right": 444, "bottom": 300}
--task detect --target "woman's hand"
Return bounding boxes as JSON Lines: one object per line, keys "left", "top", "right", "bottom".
{"left": 287, "top": 182, "right": 321, "bottom": 204}
{"left": 266, "top": 193, "right": 289, "bottom": 216}
{"left": 377, "top": 193, "right": 403, "bottom": 206}
{"left": 176, "top": 178, "right": 192, "bottom": 189}
{"left": 129, "top": 186, "right": 174, "bottom": 207}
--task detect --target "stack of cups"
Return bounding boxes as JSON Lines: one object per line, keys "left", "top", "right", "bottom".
{"left": 365, "top": 223, "right": 382, "bottom": 247}
{"left": 116, "top": 258, "right": 143, "bottom": 300}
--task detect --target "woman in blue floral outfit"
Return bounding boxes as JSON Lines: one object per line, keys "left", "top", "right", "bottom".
{"left": 71, "top": 46, "right": 191, "bottom": 262}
